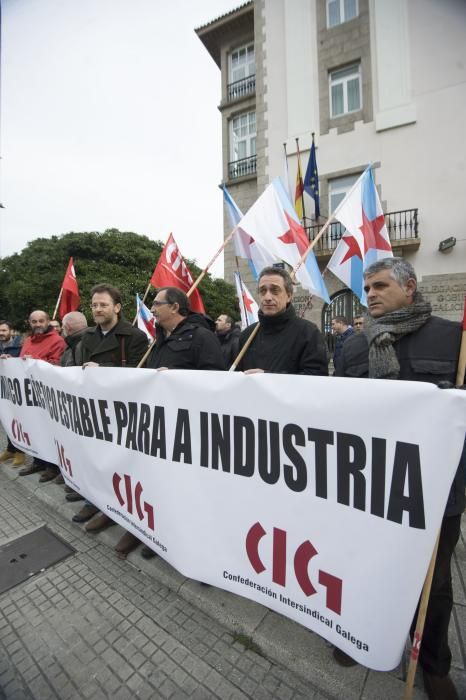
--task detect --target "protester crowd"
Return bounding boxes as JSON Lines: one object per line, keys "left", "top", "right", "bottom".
{"left": 0, "top": 258, "right": 464, "bottom": 700}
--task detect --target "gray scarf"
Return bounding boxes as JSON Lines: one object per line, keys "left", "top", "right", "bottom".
{"left": 365, "top": 293, "right": 432, "bottom": 379}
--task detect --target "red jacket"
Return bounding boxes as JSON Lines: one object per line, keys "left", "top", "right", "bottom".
{"left": 20, "top": 328, "right": 66, "bottom": 365}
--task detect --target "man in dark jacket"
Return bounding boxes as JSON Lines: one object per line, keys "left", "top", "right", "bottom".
{"left": 60, "top": 311, "right": 88, "bottom": 367}
{"left": 236, "top": 267, "right": 328, "bottom": 375}
{"left": 331, "top": 315, "right": 353, "bottom": 373}
{"left": 215, "top": 314, "right": 240, "bottom": 368}
{"left": 80, "top": 284, "right": 148, "bottom": 368}
{"left": 336, "top": 257, "right": 464, "bottom": 700}
{"left": 77, "top": 284, "right": 148, "bottom": 555}
{"left": 0, "top": 320, "right": 25, "bottom": 467}
{"left": 146, "top": 287, "right": 225, "bottom": 371}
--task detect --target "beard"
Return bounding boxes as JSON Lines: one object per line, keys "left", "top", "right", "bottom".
{"left": 32, "top": 327, "right": 48, "bottom": 335}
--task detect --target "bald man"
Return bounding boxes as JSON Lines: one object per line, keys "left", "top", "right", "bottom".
{"left": 19, "top": 310, "right": 66, "bottom": 481}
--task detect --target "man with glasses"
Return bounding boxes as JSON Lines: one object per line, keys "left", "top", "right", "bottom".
{"left": 147, "top": 287, "right": 225, "bottom": 371}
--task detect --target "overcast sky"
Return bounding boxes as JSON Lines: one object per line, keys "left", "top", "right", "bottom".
{"left": 1, "top": 0, "right": 243, "bottom": 277}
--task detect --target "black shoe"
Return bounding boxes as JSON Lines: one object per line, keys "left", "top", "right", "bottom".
{"left": 422, "top": 670, "right": 459, "bottom": 700}
{"left": 72, "top": 505, "right": 99, "bottom": 523}
{"left": 19, "top": 463, "right": 44, "bottom": 476}
{"left": 332, "top": 646, "right": 357, "bottom": 667}
{"left": 141, "top": 546, "right": 157, "bottom": 559}
{"left": 66, "top": 491, "right": 85, "bottom": 502}
{"left": 39, "top": 467, "right": 59, "bottom": 483}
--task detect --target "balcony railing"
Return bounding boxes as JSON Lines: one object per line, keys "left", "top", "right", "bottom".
{"left": 304, "top": 208, "right": 419, "bottom": 253}
{"left": 227, "top": 75, "right": 256, "bottom": 101}
{"left": 228, "top": 155, "right": 257, "bottom": 180}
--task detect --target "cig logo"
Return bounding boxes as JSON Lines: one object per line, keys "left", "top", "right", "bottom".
{"left": 112, "top": 473, "right": 155, "bottom": 531}
{"left": 11, "top": 419, "right": 30, "bottom": 446}
{"left": 246, "top": 522, "right": 343, "bottom": 614}
{"left": 54, "top": 440, "right": 72, "bottom": 476}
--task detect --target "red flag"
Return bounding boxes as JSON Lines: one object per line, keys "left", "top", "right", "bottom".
{"left": 59, "top": 257, "right": 80, "bottom": 318}
{"left": 150, "top": 234, "right": 205, "bottom": 314}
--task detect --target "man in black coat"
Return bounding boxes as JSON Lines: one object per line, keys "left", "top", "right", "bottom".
{"left": 80, "top": 284, "right": 148, "bottom": 368}
{"left": 146, "top": 287, "right": 225, "bottom": 371}
{"left": 77, "top": 284, "right": 149, "bottom": 556}
{"left": 336, "top": 257, "right": 464, "bottom": 700}
{"left": 215, "top": 314, "right": 240, "bottom": 368}
{"left": 236, "top": 267, "right": 328, "bottom": 376}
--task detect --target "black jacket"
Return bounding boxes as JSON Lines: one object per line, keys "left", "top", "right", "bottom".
{"left": 217, "top": 326, "right": 240, "bottom": 369}
{"left": 336, "top": 316, "right": 464, "bottom": 517}
{"left": 60, "top": 328, "right": 87, "bottom": 367}
{"left": 237, "top": 304, "right": 328, "bottom": 375}
{"left": 147, "top": 317, "right": 225, "bottom": 371}
{"left": 80, "top": 319, "right": 148, "bottom": 368}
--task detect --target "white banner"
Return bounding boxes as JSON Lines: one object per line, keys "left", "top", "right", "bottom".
{"left": 1, "top": 358, "right": 465, "bottom": 671}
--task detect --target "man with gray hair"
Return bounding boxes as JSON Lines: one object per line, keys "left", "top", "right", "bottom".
{"left": 336, "top": 257, "right": 464, "bottom": 700}
{"left": 60, "top": 311, "right": 88, "bottom": 367}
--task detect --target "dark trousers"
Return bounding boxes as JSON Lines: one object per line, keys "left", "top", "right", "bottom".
{"left": 411, "top": 514, "right": 461, "bottom": 676}
{"left": 6, "top": 437, "right": 20, "bottom": 454}
{"left": 33, "top": 457, "right": 58, "bottom": 471}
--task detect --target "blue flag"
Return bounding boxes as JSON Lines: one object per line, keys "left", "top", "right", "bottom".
{"left": 303, "top": 136, "right": 320, "bottom": 218}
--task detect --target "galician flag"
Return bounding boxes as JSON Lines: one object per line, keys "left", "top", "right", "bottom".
{"left": 327, "top": 167, "right": 393, "bottom": 305}
{"left": 136, "top": 295, "right": 156, "bottom": 341}
{"left": 222, "top": 184, "right": 274, "bottom": 280}
{"left": 234, "top": 272, "right": 259, "bottom": 330}
{"left": 236, "top": 177, "right": 330, "bottom": 302}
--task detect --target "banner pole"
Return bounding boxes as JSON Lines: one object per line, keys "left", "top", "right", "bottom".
{"left": 229, "top": 322, "right": 260, "bottom": 371}
{"left": 402, "top": 532, "right": 440, "bottom": 700}
{"left": 132, "top": 281, "right": 152, "bottom": 326}
{"left": 52, "top": 288, "right": 63, "bottom": 320}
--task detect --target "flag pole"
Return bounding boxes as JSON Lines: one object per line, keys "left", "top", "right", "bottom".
{"left": 137, "top": 336, "right": 157, "bottom": 368}
{"left": 296, "top": 137, "right": 306, "bottom": 223}
{"left": 311, "top": 132, "right": 319, "bottom": 222}
{"left": 229, "top": 322, "right": 260, "bottom": 371}
{"left": 455, "top": 296, "right": 466, "bottom": 386}
{"left": 235, "top": 258, "right": 250, "bottom": 327}
{"left": 52, "top": 288, "right": 63, "bottom": 320}
{"left": 132, "top": 281, "right": 152, "bottom": 326}
{"left": 186, "top": 227, "right": 236, "bottom": 298}
{"left": 403, "top": 533, "right": 440, "bottom": 700}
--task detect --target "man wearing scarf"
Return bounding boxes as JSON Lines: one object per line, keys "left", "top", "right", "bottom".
{"left": 236, "top": 267, "right": 328, "bottom": 376}
{"left": 336, "top": 257, "right": 464, "bottom": 700}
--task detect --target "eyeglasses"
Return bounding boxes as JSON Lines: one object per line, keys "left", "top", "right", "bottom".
{"left": 152, "top": 300, "right": 172, "bottom": 307}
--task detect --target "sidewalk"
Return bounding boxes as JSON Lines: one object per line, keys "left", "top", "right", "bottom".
{"left": 0, "top": 447, "right": 464, "bottom": 699}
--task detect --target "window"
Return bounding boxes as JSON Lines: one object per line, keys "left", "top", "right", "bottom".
{"left": 230, "top": 111, "right": 256, "bottom": 161}
{"left": 327, "top": 0, "right": 358, "bottom": 28}
{"left": 329, "top": 64, "right": 361, "bottom": 117}
{"left": 229, "top": 111, "right": 256, "bottom": 178}
{"left": 229, "top": 43, "right": 255, "bottom": 84}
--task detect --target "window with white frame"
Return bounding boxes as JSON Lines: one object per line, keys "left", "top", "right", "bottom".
{"left": 229, "top": 43, "right": 255, "bottom": 84}
{"left": 329, "top": 63, "right": 361, "bottom": 117}
{"left": 230, "top": 111, "right": 256, "bottom": 162}
{"left": 327, "top": 0, "right": 358, "bottom": 28}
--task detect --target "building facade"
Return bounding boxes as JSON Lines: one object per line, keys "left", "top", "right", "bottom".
{"left": 196, "top": 0, "right": 466, "bottom": 333}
